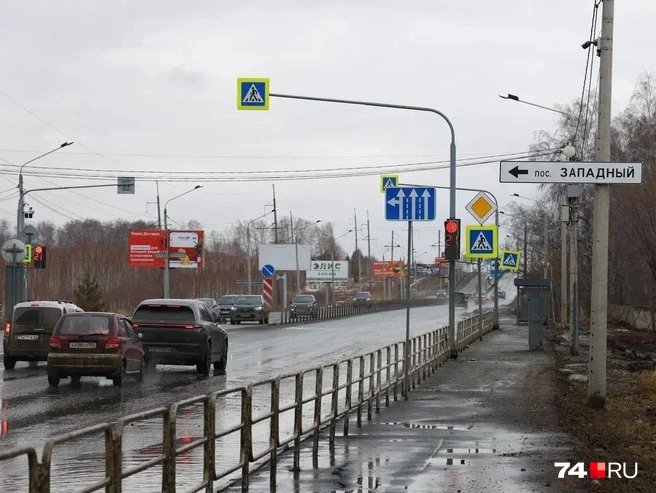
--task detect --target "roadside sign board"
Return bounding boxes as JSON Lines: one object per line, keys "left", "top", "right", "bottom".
{"left": 237, "top": 78, "right": 269, "bottom": 110}
{"left": 306, "top": 261, "right": 349, "bottom": 281}
{"left": 128, "top": 229, "right": 204, "bottom": 268}
{"left": 380, "top": 174, "right": 399, "bottom": 193}
{"left": 237, "top": 279, "right": 264, "bottom": 286}
{"left": 117, "top": 177, "right": 135, "bottom": 194}
{"left": 500, "top": 249, "right": 521, "bottom": 271}
{"left": 385, "top": 187, "right": 436, "bottom": 221}
{"left": 372, "top": 261, "right": 406, "bottom": 279}
{"left": 465, "top": 191, "right": 497, "bottom": 225}
{"left": 465, "top": 225, "right": 498, "bottom": 259}
{"left": 500, "top": 160, "right": 642, "bottom": 184}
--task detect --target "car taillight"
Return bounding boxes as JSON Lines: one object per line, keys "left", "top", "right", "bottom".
{"left": 3, "top": 323, "right": 9, "bottom": 338}
{"left": 105, "top": 338, "right": 121, "bottom": 349}
{"left": 132, "top": 323, "right": 140, "bottom": 328}
{"left": 184, "top": 324, "right": 202, "bottom": 329}
{"left": 49, "top": 337, "right": 62, "bottom": 348}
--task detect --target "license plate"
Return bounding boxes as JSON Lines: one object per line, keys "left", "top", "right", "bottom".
{"left": 69, "top": 342, "right": 97, "bottom": 349}
{"left": 16, "top": 334, "right": 39, "bottom": 341}
{"left": 149, "top": 347, "right": 173, "bottom": 353}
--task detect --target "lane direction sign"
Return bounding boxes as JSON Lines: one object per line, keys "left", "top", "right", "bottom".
{"left": 380, "top": 174, "right": 399, "bottom": 193}
{"left": 500, "top": 160, "right": 642, "bottom": 184}
{"left": 465, "top": 191, "right": 497, "bottom": 225}
{"left": 500, "top": 249, "right": 521, "bottom": 271}
{"left": 385, "top": 187, "right": 436, "bottom": 221}
{"left": 237, "top": 78, "right": 270, "bottom": 110}
{"left": 261, "top": 264, "right": 275, "bottom": 278}
{"left": 465, "top": 225, "right": 498, "bottom": 259}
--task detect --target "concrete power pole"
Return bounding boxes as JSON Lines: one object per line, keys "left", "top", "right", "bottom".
{"left": 366, "top": 211, "right": 372, "bottom": 291}
{"left": 588, "top": 0, "right": 614, "bottom": 410}
{"left": 560, "top": 190, "right": 568, "bottom": 328}
{"left": 272, "top": 184, "right": 279, "bottom": 244}
{"left": 354, "top": 209, "right": 361, "bottom": 288}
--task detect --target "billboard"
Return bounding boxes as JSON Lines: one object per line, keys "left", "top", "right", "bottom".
{"left": 306, "top": 260, "right": 349, "bottom": 281}
{"left": 128, "top": 229, "right": 204, "bottom": 268}
{"left": 373, "top": 261, "right": 406, "bottom": 279}
{"left": 258, "top": 244, "right": 311, "bottom": 271}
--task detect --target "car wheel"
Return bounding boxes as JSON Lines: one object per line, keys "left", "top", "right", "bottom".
{"left": 265, "top": 316, "right": 269, "bottom": 324}
{"left": 230, "top": 319, "right": 235, "bottom": 325}
{"left": 3, "top": 356, "right": 16, "bottom": 370}
{"left": 213, "top": 345, "right": 228, "bottom": 375}
{"left": 197, "top": 343, "right": 211, "bottom": 375}
{"left": 135, "top": 358, "right": 145, "bottom": 383}
{"left": 70, "top": 375, "right": 82, "bottom": 385}
{"left": 47, "top": 372, "right": 60, "bottom": 387}
{"left": 236, "top": 320, "right": 241, "bottom": 325}
{"left": 112, "top": 361, "right": 127, "bottom": 387}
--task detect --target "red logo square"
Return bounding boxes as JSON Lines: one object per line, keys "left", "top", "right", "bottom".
{"left": 590, "top": 462, "right": 606, "bottom": 479}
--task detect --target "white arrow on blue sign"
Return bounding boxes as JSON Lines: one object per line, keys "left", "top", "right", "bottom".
{"left": 261, "top": 264, "right": 275, "bottom": 278}
{"left": 385, "top": 187, "right": 436, "bottom": 221}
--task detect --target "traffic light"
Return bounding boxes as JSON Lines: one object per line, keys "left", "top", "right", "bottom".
{"left": 33, "top": 245, "right": 46, "bottom": 269}
{"left": 444, "top": 219, "right": 461, "bottom": 261}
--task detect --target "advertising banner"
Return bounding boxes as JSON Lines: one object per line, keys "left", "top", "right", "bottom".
{"left": 373, "top": 261, "right": 406, "bottom": 279}
{"left": 306, "top": 260, "right": 349, "bottom": 281}
{"left": 128, "top": 229, "right": 204, "bottom": 268}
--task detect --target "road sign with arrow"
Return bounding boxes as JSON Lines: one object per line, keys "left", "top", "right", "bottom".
{"left": 385, "top": 187, "right": 436, "bottom": 221}
{"left": 500, "top": 161, "right": 643, "bottom": 184}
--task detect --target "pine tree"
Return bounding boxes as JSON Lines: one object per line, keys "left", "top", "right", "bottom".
{"left": 74, "top": 271, "right": 106, "bottom": 311}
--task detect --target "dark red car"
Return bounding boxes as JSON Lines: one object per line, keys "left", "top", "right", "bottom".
{"left": 47, "top": 312, "right": 145, "bottom": 387}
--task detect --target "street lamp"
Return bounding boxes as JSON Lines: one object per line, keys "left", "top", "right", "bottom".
{"left": 163, "top": 185, "right": 202, "bottom": 298}
{"left": 499, "top": 94, "right": 574, "bottom": 121}
{"left": 246, "top": 210, "right": 275, "bottom": 295}
{"left": 331, "top": 230, "right": 353, "bottom": 305}
{"left": 290, "top": 215, "right": 321, "bottom": 295}
{"left": 17, "top": 142, "right": 73, "bottom": 237}
{"left": 510, "top": 193, "right": 549, "bottom": 279}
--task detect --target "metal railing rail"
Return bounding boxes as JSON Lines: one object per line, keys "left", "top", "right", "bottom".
{"left": 0, "top": 311, "right": 494, "bottom": 493}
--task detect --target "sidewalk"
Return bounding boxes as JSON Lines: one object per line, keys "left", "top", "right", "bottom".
{"left": 246, "top": 318, "right": 583, "bottom": 492}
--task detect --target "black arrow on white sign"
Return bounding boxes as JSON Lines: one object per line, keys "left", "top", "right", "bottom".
{"left": 508, "top": 165, "right": 529, "bottom": 179}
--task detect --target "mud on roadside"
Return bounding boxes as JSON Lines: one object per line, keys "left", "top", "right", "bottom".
{"left": 546, "top": 323, "right": 656, "bottom": 492}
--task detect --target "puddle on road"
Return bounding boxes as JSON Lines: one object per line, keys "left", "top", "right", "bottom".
{"left": 439, "top": 447, "right": 496, "bottom": 454}
{"left": 382, "top": 420, "right": 474, "bottom": 431}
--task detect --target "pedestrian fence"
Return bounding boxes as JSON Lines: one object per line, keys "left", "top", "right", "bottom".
{"left": 0, "top": 311, "right": 494, "bottom": 493}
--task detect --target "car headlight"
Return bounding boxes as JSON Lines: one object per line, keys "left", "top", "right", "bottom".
{"left": 230, "top": 306, "right": 237, "bottom": 311}
{"left": 255, "top": 306, "right": 263, "bottom": 311}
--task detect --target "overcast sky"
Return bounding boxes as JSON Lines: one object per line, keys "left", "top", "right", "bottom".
{"left": 0, "top": 0, "right": 652, "bottom": 264}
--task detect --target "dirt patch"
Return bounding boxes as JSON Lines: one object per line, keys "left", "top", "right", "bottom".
{"left": 547, "top": 324, "right": 656, "bottom": 492}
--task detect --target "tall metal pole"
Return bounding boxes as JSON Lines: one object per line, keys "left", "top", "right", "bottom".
{"left": 561, "top": 192, "right": 568, "bottom": 327}
{"left": 246, "top": 224, "right": 252, "bottom": 295}
{"left": 477, "top": 258, "right": 483, "bottom": 340}
{"left": 493, "top": 210, "right": 499, "bottom": 329}
{"left": 523, "top": 225, "right": 528, "bottom": 277}
{"left": 156, "top": 181, "right": 162, "bottom": 230}
{"left": 403, "top": 220, "right": 412, "bottom": 399}
{"left": 543, "top": 213, "right": 549, "bottom": 279}
{"left": 330, "top": 246, "right": 336, "bottom": 305}
{"left": 570, "top": 199, "right": 579, "bottom": 356}
{"left": 292, "top": 212, "right": 301, "bottom": 295}
{"left": 272, "top": 185, "right": 279, "bottom": 244}
{"left": 588, "top": 0, "right": 614, "bottom": 410}
{"left": 366, "top": 211, "right": 372, "bottom": 292}
{"left": 390, "top": 231, "right": 395, "bottom": 299}
{"left": 163, "top": 208, "right": 170, "bottom": 298}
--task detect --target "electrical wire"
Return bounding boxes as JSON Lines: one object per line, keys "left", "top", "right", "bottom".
{"left": 573, "top": 0, "right": 600, "bottom": 144}
{"left": 28, "top": 195, "right": 81, "bottom": 221}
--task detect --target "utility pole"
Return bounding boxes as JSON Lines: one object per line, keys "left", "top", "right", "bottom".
{"left": 156, "top": 180, "right": 162, "bottom": 230}
{"left": 523, "top": 224, "right": 528, "bottom": 277}
{"left": 391, "top": 231, "right": 395, "bottom": 299}
{"left": 354, "top": 209, "right": 361, "bottom": 288}
{"left": 272, "top": 184, "right": 279, "bottom": 244}
{"left": 569, "top": 192, "right": 579, "bottom": 356}
{"left": 561, "top": 190, "right": 568, "bottom": 328}
{"left": 588, "top": 0, "right": 614, "bottom": 410}
{"left": 366, "top": 211, "right": 372, "bottom": 291}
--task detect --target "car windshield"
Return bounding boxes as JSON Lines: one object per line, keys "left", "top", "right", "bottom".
{"left": 293, "top": 296, "right": 314, "bottom": 303}
{"left": 218, "top": 295, "right": 238, "bottom": 305}
{"left": 355, "top": 292, "right": 370, "bottom": 299}
{"left": 12, "top": 307, "right": 63, "bottom": 332}
{"left": 133, "top": 305, "right": 195, "bottom": 322}
{"left": 57, "top": 315, "right": 111, "bottom": 335}
{"left": 235, "top": 297, "right": 262, "bottom": 306}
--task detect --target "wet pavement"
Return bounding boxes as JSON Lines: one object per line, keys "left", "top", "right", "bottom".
{"left": 243, "top": 317, "right": 582, "bottom": 493}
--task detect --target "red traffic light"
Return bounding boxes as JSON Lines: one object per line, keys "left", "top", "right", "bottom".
{"left": 445, "top": 220, "right": 459, "bottom": 234}
{"left": 34, "top": 246, "right": 43, "bottom": 255}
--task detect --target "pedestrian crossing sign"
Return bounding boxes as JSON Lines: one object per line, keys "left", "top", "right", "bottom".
{"left": 237, "top": 77, "right": 270, "bottom": 110}
{"left": 500, "top": 249, "right": 521, "bottom": 271}
{"left": 465, "top": 225, "right": 498, "bottom": 259}
{"left": 380, "top": 174, "right": 399, "bottom": 193}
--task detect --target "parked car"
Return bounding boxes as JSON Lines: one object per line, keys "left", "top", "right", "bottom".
{"left": 290, "top": 295, "right": 319, "bottom": 319}
{"left": 230, "top": 295, "right": 269, "bottom": 325}
{"left": 131, "top": 299, "right": 228, "bottom": 375}
{"left": 196, "top": 297, "right": 220, "bottom": 321}
{"left": 3, "top": 300, "right": 84, "bottom": 370}
{"left": 46, "top": 312, "right": 145, "bottom": 387}
{"left": 217, "top": 294, "right": 240, "bottom": 323}
{"left": 353, "top": 291, "right": 372, "bottom": 303}
{"left": 454, "top": 292, "right": 468, "bottom": 309}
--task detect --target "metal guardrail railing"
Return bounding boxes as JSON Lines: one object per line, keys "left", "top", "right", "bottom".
{"left": 0, "top": 311, "right": 494, "bottom": 493}
{"left": 274, "top": 297, "right": 439, "bottom": 325}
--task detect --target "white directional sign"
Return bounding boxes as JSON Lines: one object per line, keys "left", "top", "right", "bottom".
{"left": 499, "top": 161, "right": 642, "bottom": 184}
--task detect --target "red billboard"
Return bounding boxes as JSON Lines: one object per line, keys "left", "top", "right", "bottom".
{"left": 128, "top": 229, "right": 204, "bottom": 268}
{"left": 373, "top": 261, "right": 406, "bottom": 279}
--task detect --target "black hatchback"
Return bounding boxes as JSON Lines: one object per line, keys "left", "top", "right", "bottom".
{"left": 131, "top": 299, "right": 228, "bottom": 375}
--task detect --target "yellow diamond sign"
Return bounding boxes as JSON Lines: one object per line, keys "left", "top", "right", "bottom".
{"left": 465, "top": 191, "right": 497, "bottom": 225}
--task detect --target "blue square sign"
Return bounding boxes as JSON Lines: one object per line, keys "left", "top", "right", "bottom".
{"left": 385, "top": 187, "right": 436, "bottom": 221}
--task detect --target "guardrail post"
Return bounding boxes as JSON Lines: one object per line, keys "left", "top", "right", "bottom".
{"left": 106, "top": 423, "right": 122, "bottom": 493}
{"left": 344, "top": 359, "right": 353, "bottom": 436}
{"left": 329, "top": 363, "right": 340, "bottom": 448}
{"left": 162, "top": 407, "right": 177, "bottom": 493}
{"left": 270, "top": 378, "right": 280, "bottom": 491}
{"left": 367, "top": 353, "right": 374, "bottom": 421}
{"left": 241, "top": 387, "right": 253, "bottom": 492}
{"left": 411, "top": 338, "right": 417, "bottom": 390}
{"left": 375, "top": 349, "right": 382, "bottom": 413}
{"left": 293, "top": 373, "right": 304, "bottom": 471}
{"left": 31, "top": 461, "right": 50, "bottom": 493}
{"left": 312, "top": 368, "right": 323, "bottom": 468}
{"left": 385, "top": 346, "right": 391, "bottom": 407}
{"left": 393, "top": 344, "right": 399, "bottom": 401}
{"left": 356, "top": 356, "right": 365, "bottom": 427}
{"left": 204, "top": 395, "right": 216, "bottom": 493}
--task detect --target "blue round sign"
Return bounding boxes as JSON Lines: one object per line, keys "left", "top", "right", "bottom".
{"left": 261, "top": 264, "right": 275, "bottom": 278}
